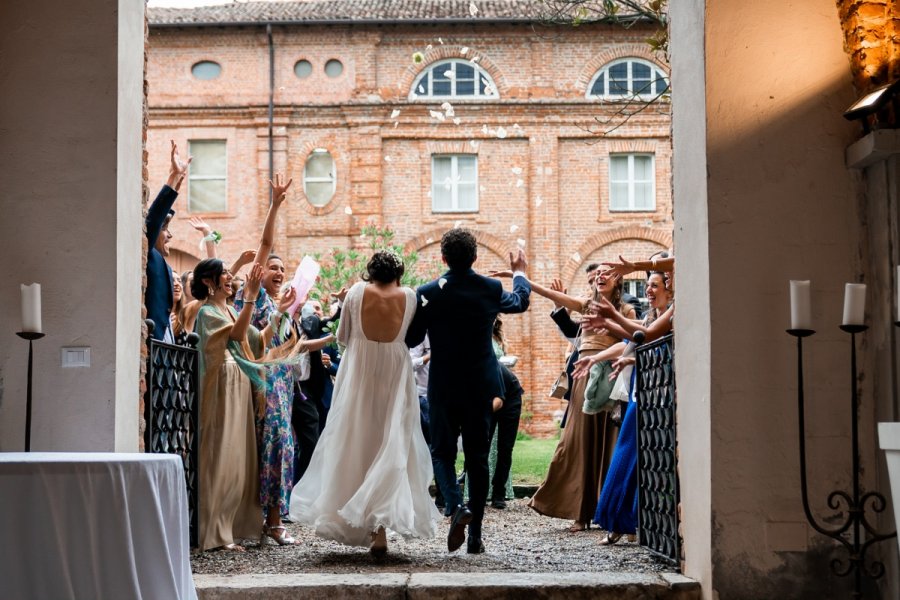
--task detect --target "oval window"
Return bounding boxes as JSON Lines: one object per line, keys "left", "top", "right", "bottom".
{"left": 324, "top": 59, "right": 344, "bottom": 78}
{"left": 191, "top": 61, "right": 222, "bottom": 80}
{"left": 294, "top": 59, "right": 313, "bottom": 79}
{"left": 303, "top": 149, "right": 336, "bottom": 207}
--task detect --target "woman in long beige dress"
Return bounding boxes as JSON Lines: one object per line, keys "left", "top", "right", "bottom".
{"left": 527, "top": 268, "right": 635, "bottom": 531}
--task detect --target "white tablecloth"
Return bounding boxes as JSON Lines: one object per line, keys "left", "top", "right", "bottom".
{"left": 0, "top": 452, "right": 197, "bottom": 600}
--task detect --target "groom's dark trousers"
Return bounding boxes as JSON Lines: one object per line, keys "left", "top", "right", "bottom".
{"left": 406, "top": 268, "right": 530, "bottom": 539}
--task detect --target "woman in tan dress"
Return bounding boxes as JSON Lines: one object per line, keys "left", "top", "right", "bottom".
{"left": 527, "top": 268, "right": 635, "bottom": 532}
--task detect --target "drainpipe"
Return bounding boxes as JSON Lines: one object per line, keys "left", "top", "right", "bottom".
{"left": 267, "top": 23, "right": 274, "bottom": 202}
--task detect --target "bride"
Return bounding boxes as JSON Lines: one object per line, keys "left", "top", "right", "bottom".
{"left": 289, "top": 251, "right": 441, "bottom": 556}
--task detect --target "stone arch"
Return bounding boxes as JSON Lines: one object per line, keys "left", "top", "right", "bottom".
{"left": 560, "top": 225, "right": 672, "bottom": 284}
{"left": 576, "top": 45, "right": 670, "bottom": 95}
{"left": 397, "top": 48, "right": 509, "bottom": 99}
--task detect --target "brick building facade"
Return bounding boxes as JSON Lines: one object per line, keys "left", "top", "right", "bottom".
{"left": 147, "top": 2, "right": 672, "bottom": 436}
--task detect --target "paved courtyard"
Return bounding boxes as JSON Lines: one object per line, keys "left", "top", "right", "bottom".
{"left": 191, "top": 498, "right": 671, "bottom": 576}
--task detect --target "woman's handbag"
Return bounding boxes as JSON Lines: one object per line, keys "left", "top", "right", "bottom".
{"left": 549, "top": 369, "right": 569, "bottom": 399}
{"left": 582, "top": 360, "right": 616, "bottom": 414}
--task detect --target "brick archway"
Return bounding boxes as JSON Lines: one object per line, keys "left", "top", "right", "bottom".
{"left": 560, "top": 225, "right": 672, "bottom": 283}
{"left": 576, "top": 45, "right": 670, "bottom": 95}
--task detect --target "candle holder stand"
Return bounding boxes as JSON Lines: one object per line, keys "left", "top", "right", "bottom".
{"left": 16, "top": 331, "right": 45, "bottom": 452}
{"left": 788, "top": 325, "right": 896, "bottom": 599}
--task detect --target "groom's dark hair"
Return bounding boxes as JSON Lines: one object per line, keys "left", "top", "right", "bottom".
{"left": 441, "top": 228, "right": 477, "bottom": 270}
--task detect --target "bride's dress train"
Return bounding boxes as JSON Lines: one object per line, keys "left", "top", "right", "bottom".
{"left": 289, "top": 282, "right": 441, "bottom": 546}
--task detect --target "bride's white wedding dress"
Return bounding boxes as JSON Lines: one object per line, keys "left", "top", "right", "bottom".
{"left": 289, "top": 281, "right": 441, "bottom": 546}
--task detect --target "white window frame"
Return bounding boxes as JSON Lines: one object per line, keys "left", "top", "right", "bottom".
{"left": 187, "top": 139, "right": 227, "bottom": 213}
{"left": 623, "top": 279, "right": 649, "bottom": 312}
{"left": 410, "top": 59, "right": 499, "bottom": 100}
{"left": 587, "top": 58, "right": 669, "bottom": 100}
{"left": 431, "top": 154, "right": 479, "bottom": 213}
{"left": 303, "top": 148, "right": 337, "bottom": 207}
{"left": 608, "top": 153, "right": 656, "bottom": 212}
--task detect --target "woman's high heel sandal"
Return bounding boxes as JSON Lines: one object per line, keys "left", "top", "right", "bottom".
{"left": 599, "top": 532, "right": 623, "bottom": 545}
{"left": 261, "top": 524, "right": 297, "bottom": 546}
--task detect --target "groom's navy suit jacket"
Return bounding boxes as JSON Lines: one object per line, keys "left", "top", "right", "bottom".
{"left": 405, "top": 268, "right": 531, "bottom": 404}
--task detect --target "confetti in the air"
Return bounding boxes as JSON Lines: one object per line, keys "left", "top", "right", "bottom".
{"left": 571, "top": 252, "right": 582, "bottom": 263}
{"left": 535, "top": 195, "right": 543, "bottom": 207}
{"left": 454, "top": 220, "right": 463, "bottom": 228}
{"left": 536, "top": 261, "right": 545, "bottom": 270}
{"left": 421, "top": 296, "right": 429, "bottom": 307}
{"left": 517, "top": 238, "right": 527, "bottom": 248}
{"left": 426, "top": 237, "right": 434, "bottom": 245}
{"left": 461, "top": 47, "right": 469, "bottom": 55}
{"left": 495, "top": 126, "right": 508, "bottom": 139}
{"left": 471, "top": 56, "right": 480, "bottom": 64}
{"left": 430, "top": 110, "right": 446, "bottom": 121}
{"left": 443, "top": 69, "right": 455, "bottom": 79}
{"left": 384, "top": 156, "right": 393, "bottom": 162}
{"left": 469, "top": 1, "right": 479, "bottom": 16}
{"left": 390, "top": 109, "right": 401, "bottom": 119}
{"left": 441, "top": 102, "right": 455, "bottom": 117}
{"left": 439, "top": 278, "right": 447, "bottom": 289}
{"left": 468, "top": 140, "right": 479, "bottom": 149}
{"left": 438, "top": 37, "right": 444, "bottom": 45}
{"left": 418, "top": 84, "right": 425, "bottom": 94}
{"left": 511, "top": 167, "right": 523, "bottom": 175}
{"left": 512, "top": 123, "right": 522, "bottom": 129}
{"left": 344, "top": 206, "right": 353, "bottom": 215}
{"left": 453, "top": 117, "right": 462, "bottom": 125}
{"left": 515, "top": 179, "right": 524, "bottom": 188}
{"left": 481, "top": 124, "right": 490, "bottom": 134}
{"left": 510, "top": 224, "right": 519, "bottom": 233}
{"left": 413, "top": 52, "right": 425, "bottom": 64}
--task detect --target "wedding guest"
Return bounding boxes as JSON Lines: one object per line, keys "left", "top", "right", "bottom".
{"left": 146, "top": 140, "right": 190, "bottom": 341}
{"left": 181, "top": 271, "right": 195, "bottom": 303}
{"left": 490, "top": 364, "right": 523, "bottom": 510}
{"left": 526, "top": 268, "right": 635, "bottom": 532}
{"left": 170, "top": 272, "right": 190, "bottom": 346}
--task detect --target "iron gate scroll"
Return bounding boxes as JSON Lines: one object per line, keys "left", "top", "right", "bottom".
{"left": 635, "top": 333, "right": 680, "bottom": 565}
{"left": 144, "top": 320, "right": 200, "bottom": 547}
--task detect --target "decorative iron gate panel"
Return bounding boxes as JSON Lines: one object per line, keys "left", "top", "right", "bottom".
{"left": 635, "top": 333, "right": 680, "bottom": 566}
{"left": 144, "top": 320, "right": 200, "bottom": 548}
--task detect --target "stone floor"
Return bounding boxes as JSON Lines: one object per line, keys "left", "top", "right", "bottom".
{"left": 191, "top": 498, "right": 672, "bottom": 576}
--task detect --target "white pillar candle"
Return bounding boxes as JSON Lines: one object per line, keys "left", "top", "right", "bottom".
{"left": 20, "top": 283, "right": 42, "bottom": 333}
{"left": 842, "top": 283, "right": 866, "bottom": 326}
{"left": 789, "top": 280, "right": 811, "bottom": 330}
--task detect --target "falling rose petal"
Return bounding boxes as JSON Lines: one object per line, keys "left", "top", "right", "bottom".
{"left": 443, "top": 69, "right": 455, "bottom": 79}
{"left": 430, "top": 110, "right": 446, "bottom": 121}
{"left": 461, "top": 47, "right": 469, "bottom": 55}
{"left": 418, "top": 84, "right": 425, "bottom": 94}
{"left": 471, "top": 56, "right": 480, "bottom": 64}
{"left": 469, "top": 1, "right": 479, "bottom": 16}
{"left": 468, "top": 139, "right": 479, "bottom": 149}
{"left": 439, "top": 278, "right": 447, "bottom": 289}
{"left": 495, "top": 126, "right": 508, "bottom": 139}
{"left": 515, "top": 179, "right": 524, "bottom": 188}
{"left": 421, "top": 296, "right": 429, "bottom": 307}
{"left": 454, "top": 220, "right": 463, "bottom": 228}
{"left": 510, "top": 224, "right": 519, "bottom": 233}
{"left": 453, "top": 117, "right": 462, "bottom": 125}
{"left": 426, "top": 237, "right": 434, "bottom": 244}
{"left": 517, "top": 238, "right": 526, "bottom": 248}
{"left": 571, "top": 252, "right": 582, "bottom": 263}
{"left": 390, "top": 109, "right": 401, "bottom": 119}
{"left": 511, "top": 167, "right": 523, "bottom": 175}
{"left": 384, "top": 156, "right": 393, "bottom": 162}
{"left": 344, "top": 206, "right": 353, "bottom": 215}
{"left": 535, "top": 195, "right": 543, "bottom": 207}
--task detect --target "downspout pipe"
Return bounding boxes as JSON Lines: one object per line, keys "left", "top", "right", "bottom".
{"left": 267, "top": 23, "right": 274, "bottom": 203}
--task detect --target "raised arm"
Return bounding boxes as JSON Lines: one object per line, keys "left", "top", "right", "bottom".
{"left": 147, "top": 141, "right": 190, "bottom": 246}
{"left": 602, "top": 254, "right": 674, "bottom": 278}
{"left": 189, "top": 216, "right": 218, "bottom": 259}
{"left": 529, "top": 279, "right": 585, "bottom": 313}
{"left": 254, "top": 173, "right": 292, "bottom": 267}
{"left": 229, "top": 249, "right": 257, "bottom": 276}
{"left": 231, "top": 264, "right": 263, "bottom": 341}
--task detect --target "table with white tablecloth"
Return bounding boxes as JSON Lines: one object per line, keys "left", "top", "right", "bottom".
{"left": 0, "top": 452, "right": 197, "bottom": 600}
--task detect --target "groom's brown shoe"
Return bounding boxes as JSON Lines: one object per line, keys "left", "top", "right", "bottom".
{"left": 447, "top": 505, "right": 473, "bottom": 552}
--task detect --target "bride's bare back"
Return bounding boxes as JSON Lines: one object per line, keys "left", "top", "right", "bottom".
{"left": 360, "top": 283, "right": 407, "bottom": 342}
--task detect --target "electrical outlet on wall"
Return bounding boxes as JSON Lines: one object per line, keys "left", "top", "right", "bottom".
{"left": 61, "top": 347, "right": 90, "bottom": 368}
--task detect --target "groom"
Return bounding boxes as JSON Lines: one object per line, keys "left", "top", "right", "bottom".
{"left": 406, "top": 228, "right": 531, "bottom": 554}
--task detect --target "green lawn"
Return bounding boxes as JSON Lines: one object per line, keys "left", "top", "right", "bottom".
{"left": 454, "top": 434, "right": 559, "bottom": 486}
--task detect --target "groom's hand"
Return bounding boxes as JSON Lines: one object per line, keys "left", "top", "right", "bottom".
{"left": 509, "top": 248, "right": 528, "bottom": 274}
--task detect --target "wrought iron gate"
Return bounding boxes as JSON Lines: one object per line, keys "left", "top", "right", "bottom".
{"left": 635, "top": 333, "right": 680, "bottom": 566}
{"left": 144, "top": 320, "right": 200, "bottom": 547}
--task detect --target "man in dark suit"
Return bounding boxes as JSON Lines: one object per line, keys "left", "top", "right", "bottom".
{"left": 145, "top": 141, "right": 190, "bottom": 341}
{"left": 406, "top": 228, "right": 530, "bottom": 554}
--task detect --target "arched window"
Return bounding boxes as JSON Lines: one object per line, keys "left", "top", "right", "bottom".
{"left": 588, "top": 58, "right": 669, "bottom": 99}
{"left": 410, "top": 59, "right": 499, "bottom": 100}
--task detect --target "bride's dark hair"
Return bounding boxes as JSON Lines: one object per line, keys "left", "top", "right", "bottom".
{"left": 363, "top": 250, "right": 405, "bottom": 284}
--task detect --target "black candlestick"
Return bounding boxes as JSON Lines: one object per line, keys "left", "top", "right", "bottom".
{"left": 788, "top": 325, "right": 896, "bottom": 599}
{"left": 16, "top": 331, "right": 45, "bottom": 452}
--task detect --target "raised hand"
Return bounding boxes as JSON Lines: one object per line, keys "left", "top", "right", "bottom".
{"left": 487, "top": 269, "right": 513, "bottom": 279}
{"left": 276, "top": 287, "right": 297, "bottom": 314}
{"left": 189, "top": 216, "right": 212, "bottom": 235}
{"left": 167, "top": 140, "right": 192, "bottom": 191}
{"left": 549, "top": 278, "right": 567, "bottom": 309}
{"left": 589, "top": 296, "right": 617, "bottom": 318}
{"left": 601, "top": 255, "right": 637, "bottom": 279}
{"left": 509, "top": 248, "right": 528, "bottom": 273}
{"left": 571, "top": 355, "right": 596, "bottom": 380}
{"left": 269, "top": 173, "right": 293, "bottom": 206}
{"left": 244, "top": 263, "right": 263, "bottom": 299}
{"left": 331, "top": 287, "right": 349, "bottom": 303}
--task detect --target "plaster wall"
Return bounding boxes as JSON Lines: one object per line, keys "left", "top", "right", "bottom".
{"left": 0, "top": 0, "right": 144, "bottom": 451}
{"left": 673, "top": 0, "right": 892, "bottom": 597}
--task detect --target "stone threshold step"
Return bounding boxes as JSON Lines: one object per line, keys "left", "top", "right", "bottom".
{"left": 195, "top": 571, "right": 700, "bottom": 600}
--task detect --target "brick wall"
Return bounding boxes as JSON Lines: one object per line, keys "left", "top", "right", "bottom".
{"left": 147, "top": 21, "right": 672, "bottom": 436}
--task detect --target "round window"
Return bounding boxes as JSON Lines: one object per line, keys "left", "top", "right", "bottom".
{"left": 191, "top": 61, "right": 221, "bottom": 80}
{"left": 324, "top": 59, "right": 344, "bottom": 78}
{"left": 303, "top": 149, "right": 336, "bottom": 207}
{"left": 294, "top": 59, "right": 313, "bottom": 79}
